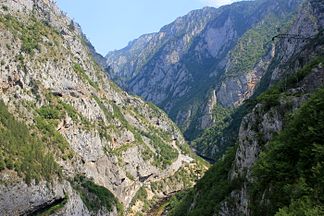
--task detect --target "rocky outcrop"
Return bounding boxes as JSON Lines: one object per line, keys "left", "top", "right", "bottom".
{"left": 218, "top": 1, "right": 324, "bottom": 214}
{"left": 0, "top": 1, "right": 206, "bottom": 215}
{"left": 199, "top": 90, "right": 217, "bottom": 130}
{"left": 220, "top": 62, "right": 324, "bottom": 216}
{"left": 0, "top": 174, "right": 94, "bottom": 216}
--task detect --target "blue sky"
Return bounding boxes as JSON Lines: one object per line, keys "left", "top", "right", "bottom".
{"left": 56, "top": 0, "right": 241, "bottom": 55}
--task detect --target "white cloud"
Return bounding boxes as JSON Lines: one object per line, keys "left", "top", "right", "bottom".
{"left": 201, "top": 0, "right": 240, "bottom": 7}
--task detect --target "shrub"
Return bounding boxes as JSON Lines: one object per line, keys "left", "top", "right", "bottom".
{"left": 257, "top": 56, "right": 324, "bottom": 111}
{"left": 38, "top": 105, "right": 62, "bottom": 119}
{"left": 141, "top": 130, "right": 178, "bottom": 168}
{"left": 73, "top": 175, "right": 123, "bottom": 214}
{"left": 0, "top": 100, "right": 61, "bottom": 184}
{"left": 168, "top": 146, "right": 238, "bottom": 216}
{"left": 251, "top": 88, "right": 324, "bottom": 216}
{"left": 73, "top": 63, "right": 99, "bottom": 89}
{"left": 2, "top": 5, "right": 8, "bottom": 11}
{"left": 130, "top": 187, "right": 148, "bottom": 207}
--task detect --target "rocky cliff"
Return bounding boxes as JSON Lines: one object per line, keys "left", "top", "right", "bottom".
{"left": 166, "top": 0, "right": 324, "bottom": 215}
{"left": 0, "top": 1, "right": 206, "bottom": 215}
{"left": 104, "top": 0, "right": 303, "bottom": 149}
{"left": 219, "top": 1, "right": 324, "bottom": 214}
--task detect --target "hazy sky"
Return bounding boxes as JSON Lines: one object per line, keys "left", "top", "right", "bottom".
{"left": 56, "top": 0, "right": 241, "bottom": 55}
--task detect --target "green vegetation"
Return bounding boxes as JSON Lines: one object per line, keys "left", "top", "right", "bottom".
{"left": 140, "top": 130, "right": 178, "bottom": 169}
{"left": 111, "top": 143, "right": 136, "bottom": 157}
{"left": 170, "top": 54, "right": 324, "bottom": 216}
{"left": 109, "top": 79, "right": 124, "bottom": 93}
{"left": 93, "top": 96, "right": 178, "bottom": 168}
{"left": 227, "top": 11, "right": 294, "bottom": 76}
{"left": 130, "top": 186, "right": 148, "bottom": 206}
{"left": 73, "top": 175, "right": 123, "bottom": 214}
{"left": 112, "top": 104, "right": 143, "bottom": 142}
{"left": 140, "top": 143, "right": 155, "bottom": 161}
{"left": 35, "top": 116, "right": 70, "bottom": 156}
{"left": 126, "top": 171, "right": 135, "bottom": 181}
{"left": 251, "top": 87, "right": 324, "bottom": 216}
{"left": 174, "top": 69, "right": 224, "bottom": 143}
{"left": 130, "top": 186, "right": 153, "bottom": 211}
{"left": 38, "top": 105, "right": 63, "bottom": 120}
{"left": 35, "top": 98, "right": 80, "bottom": 159}
{"left": 46, "top": 92, "right": 90, "bottom": 127}
{"left": 0, "top": 14, "right": 58, "bottom": 55}
{"left": 73, "top": 63, "right": 99, "bottom": 89}
{"left": 60, "top": 102, "right": 79, "bottom": 121}
{"left": 168, "top": 146, "right": 239, "bottom": 216}
{"left": 257, "top": 56, "right": 324, "bottom": 110}
{"left": 35, "top": 196, "right": 68, "bottom": 216}
{"left": 275, "top": 197, "right": 324, "bottom": 216}
{"left": 111, "top": 103, "right": 144, "bottom": 144}
{"left": 39, "top": 99, "right": 81, "bottom": 123}
{"left": 150, "top": 164, "right": 202, "bottom": 196}
{"left": 101, "top": 98, "right": 178, "bottom": 167}
{"left": 93, "top": 96, "right": 113, "bottom": 121}
{"left": 0, "top": 101, "right": 61, "bottom": 184}
{"left": 163, "top": 9, "right": 294, "bottom": 142}
{"left": 168, "top": 8, "right": 296, "bottom": 143}
{"left": 111, "top": 103, "right": 129, "bottom": 126}
{"left": 147, "top": 102, "right": 162, "bottom": 114}
{"left": 192, "top": 99, "right": 255, "bottom": 161}
{"left": 165, "top": 191, "right": 190, "bottom": 214}
{"left": 2, "top": 5, "right": 8, "bottom": 11}
{"left": 192, "top": 105, "right": 232, "bottom": 158}
{"left": 98, "top": 123, "right": 113, "bottom": 141}
{"left": 92, "top": 97, "right": 115, "bottom": 141}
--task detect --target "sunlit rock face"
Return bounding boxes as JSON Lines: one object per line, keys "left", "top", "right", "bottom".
{"left": 0, "top": 0, "right": 206, "bottom": 215}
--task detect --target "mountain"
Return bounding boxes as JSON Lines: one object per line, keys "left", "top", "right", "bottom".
{"left": 164, "top": 0, "right": 324, "bottom": 215}
{"left": 104, "top": 0, "right": 303, "bottom": 150}
{"left": 0, "top": 1, "right": 206, "bottom": 215}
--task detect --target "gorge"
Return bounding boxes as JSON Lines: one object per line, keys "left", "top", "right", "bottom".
{"left": 0, "top": 0, "right": 323, "bottom": 215}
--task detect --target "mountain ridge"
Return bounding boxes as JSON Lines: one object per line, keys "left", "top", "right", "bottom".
{"left": 166, "top": 0, "right": 324, "bottom": 214}
{"left": 104, "top": 0, "right": 303, "bottom": 159}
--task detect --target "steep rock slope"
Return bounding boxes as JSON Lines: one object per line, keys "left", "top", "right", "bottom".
{"left": 193, "top": 0, "right": 324, "bottom": 160}
{"left": 167, "top": 0, "right": 324, "bottom": 215}
{"left": 0, "top": 1, "right": 206, "bottom": 215}
{"left": 105, "top": 0, "right": 302, "bottom": 144}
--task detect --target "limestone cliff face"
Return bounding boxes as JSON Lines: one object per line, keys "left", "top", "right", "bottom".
{"left": 106, "top": 7, "right": 218, "bottom": 86}
{"left": 104, "top": 0, "right": 302, "bottom": 143}
{"left": 220, "top": 58, "right": 324, "bottom": 216}
{"left": 270, "top": 0, "right": 324, "bottom": 83}
{"left": 0, "top": 1, "right": 205, "bottom": 215}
